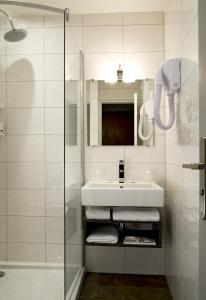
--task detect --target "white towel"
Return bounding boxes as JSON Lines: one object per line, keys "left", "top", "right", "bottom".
{"left": 113, "top": 207, "right": 160, "bottom": 222}
{"left": 86, "top": 207, "right": 110, "bottom": 220}
{"left": 87, "top": 225, "right": 118, "bottom": 244}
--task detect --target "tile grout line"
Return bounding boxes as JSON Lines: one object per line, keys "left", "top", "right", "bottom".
{"left": 43, "top": 14, "right": 47, "bottom": 263}
{"left": 4, "top": 14, "right": 8, "bottom": 263}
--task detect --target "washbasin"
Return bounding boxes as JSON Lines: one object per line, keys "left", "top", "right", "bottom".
{"left": 81, "top": 181, "right": 164, "bottom": 207}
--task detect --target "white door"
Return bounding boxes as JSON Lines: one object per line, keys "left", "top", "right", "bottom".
{"left": 181, "top": 2, "right": 206, "bottom": 299}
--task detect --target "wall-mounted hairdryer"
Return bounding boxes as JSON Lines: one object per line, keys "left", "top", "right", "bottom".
{"left": 154, "top": 58, "right": 181, "bottom": 130}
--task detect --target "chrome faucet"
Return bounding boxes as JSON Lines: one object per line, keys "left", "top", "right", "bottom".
{"left": 119, "top": 160, "right": 124, "bottom": 183}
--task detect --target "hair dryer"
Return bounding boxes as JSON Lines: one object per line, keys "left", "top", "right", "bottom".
{"left": 154, "top": 58, "right": 181, "bottom": 130}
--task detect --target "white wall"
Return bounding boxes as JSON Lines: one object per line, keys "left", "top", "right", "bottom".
{"left": 0, "top": 30, "right": 6, "bottom": 261}
{"left": 81, "top": 12, "right": 165, "bottom": 191}
{"left": 0, "top": 14, "right": 83, "bottom": 271}
{"left": 164, "top": 1, "right": 199, "bottom": 299}
{"left": 0, "top": 15, "right": 66, "bottom": 264}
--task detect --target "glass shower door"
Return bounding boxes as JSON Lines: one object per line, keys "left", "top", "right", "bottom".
{"left": 64, "top": 14, "right": 83, "bottom": 299}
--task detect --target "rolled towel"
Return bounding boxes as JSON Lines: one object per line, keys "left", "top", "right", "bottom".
{"left": 87, "top": 225, "right": 118, "bottom": 244}
{"left": 86, "top": 207, "right": 110, "bottom": 220}
{"left": 113, "top": 207, "right": 160, "bottom": 222}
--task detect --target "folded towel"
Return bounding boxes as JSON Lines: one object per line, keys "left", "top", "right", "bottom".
{"left": 87, "top": 225, "right": 118, "bottom": 244}
{"left": 113, "top": 208, "right": 160, "bottom": 222}
{"left": 86, "top": 207, "right": 111, "bottom": 220}
{"left": 123, "top": 236, "right": 156, "bottom": 246}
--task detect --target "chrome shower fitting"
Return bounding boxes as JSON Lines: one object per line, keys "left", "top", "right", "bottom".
{"left": 0, "top": 8, "right": 27, "bottom": 42}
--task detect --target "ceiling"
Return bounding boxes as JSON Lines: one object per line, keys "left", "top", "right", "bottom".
{"left": 0, "top": 0, "right": 170, "bottom": 15}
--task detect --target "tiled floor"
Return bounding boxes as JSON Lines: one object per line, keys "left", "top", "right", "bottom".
{"left": 79, "top": 273, "right": 173, "bottom": 300}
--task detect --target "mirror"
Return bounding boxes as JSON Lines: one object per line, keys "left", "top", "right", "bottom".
{"left": 86, "top": 79, "right": 155, "bottom": 146}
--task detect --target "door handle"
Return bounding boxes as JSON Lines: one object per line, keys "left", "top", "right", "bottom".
{"left": 182, "top": 137, "right": 206, "bottom": 220}
{"left": 182, "top": 163, "right": 206, "bottom": 170}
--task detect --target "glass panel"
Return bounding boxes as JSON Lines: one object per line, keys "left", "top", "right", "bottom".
{"left": 64, "top": 14, "right": 83, "bottom": 299}
{"left": 0, "top": 5, "right": 65, "bottom": 300}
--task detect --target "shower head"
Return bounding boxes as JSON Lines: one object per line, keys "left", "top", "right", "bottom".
{"left": 4, "top": 28, "right": 27, "bottom": 42}
{"left": 0, "top": 8, "right": 27, "bottom": 42}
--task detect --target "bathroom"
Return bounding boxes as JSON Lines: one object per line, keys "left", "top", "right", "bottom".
{"left": 0, "top": 0, "right": 203, "bottom": 299}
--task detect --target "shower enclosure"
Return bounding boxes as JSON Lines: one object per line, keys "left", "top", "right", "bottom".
{"left": 0, "top": 1, "right": 83, "bottom": 299}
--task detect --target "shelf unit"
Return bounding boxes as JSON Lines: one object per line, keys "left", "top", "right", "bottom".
{"left": 83, "top": 207, "right": 162, "bottom": 248}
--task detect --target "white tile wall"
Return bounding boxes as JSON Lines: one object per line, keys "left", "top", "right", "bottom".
{"left": 45, "top": 81, "right": 64, "bottom": 107}
{"left": 46, "top": 244, "right": 64, "bottom": 263}
{"left": 124, "top": 25, "right": 163, "bottom": 52}
{"left": 6, "top": 28, "right": 44, "bottom": 55}
{"left": 45, "top": 135, "right": 64, "bottom": 163}
{"left": 0, "top": 21, "right": 6, "bottom": 259}
{"left": 45, "top": 163, "right": 64, "bottom": 189}
{"left": 84, "top": 53, "right": 122, "bottom": 80}
{"left": 7, "top": 15, "right": 44, "bottom": 29}
{"left": 84, "top": 26, "right": 122, "bottom": 53}
{"left": 0, "top": 82, "right": 6, "bottom": 107}
{"left": 83, "top": 14, "right": 164, "bottom": 82}
{"left": 46, "top": 190, "right": 64, "bottom": 217}
{"left": 7, "top": 135, "right": 44, "bottom": 162}
{"left": 0, "top": 137, "right": 6, "bottom": 161}
{"left": 123, "top": 12, "right": 163, "bottom": 25}
{"left": 7, "top": 54, "right": 44, "bottom": 81}
{"left": 46, "top": 217, "right": 64, "bottom": 244}
{"left": 45, "top": 28, "right": 64, "bottom": 54}
{"left": 164, "top": 1, "right": 199, "bottom": 299}
{"left": 0, "top": 14, "right": 67, "bottom": 264}
{"left": 0, "top": 163, "right": 6, "bottom": 189}
{"left": 84, "top": 13, "right": 122, "bottom": 26}
{"left": 124, "top": 52, "right": 164, "bottom": 79}
{"left": 0, "top": 11, "right": 167, "bottom": 276}
{"left": 65, "top": 27, "right": 83, "bottom": 54}
{"left": 66, "top": 217, "right": 83, "bottom": 245}
{"left": 45, "top": 54, "right": 64, "bottom": 80}
{"left": 0, "top": 216, "right": 7, "bottom": 242}
{"left": 7, "top": 243, "right": 45, "bottom": 263}
{"left": 7, "top": 108, "right": 44, "bottom": 135}
{"left": 45, "top": 108, "right": 64, "bottom": 135}
{"left": 8, "top": 216, "right": 45, "bottom": 243}
{"left": 83, "top": 12, "right": 166, "bottom": 204}
{"left": 7, "top": 81, "right": 44, "bottom": 108}
{"left": 0, "top": 189, "right": 6, "bottom": 216}
{"left": 7, "top": 162, "right": 45, "bottom": 189}
{"left": 0, "top": 243, "right": 6, "bottom": 261}
{"left": 7, "top": 189, "right": 45, "bottom": 216}
{"left": 65, "top": 53, "right": 81, "bottom": 80}
{"left": 44, "top": 15, "right": 64, "bottom": 28}
{"left": 0, "top": 56, "right": 6, "bottom": 81}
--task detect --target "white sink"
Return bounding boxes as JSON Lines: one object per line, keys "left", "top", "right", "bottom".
{"left": 81, "top": 181, "right": 164, "bottom": 207}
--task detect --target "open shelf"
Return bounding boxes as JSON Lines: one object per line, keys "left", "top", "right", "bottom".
{"left": 84, "top": 218, "right": 161, "bottom": 225}
{"left": 83, "top": 208, "right": 162, "bottom": 248}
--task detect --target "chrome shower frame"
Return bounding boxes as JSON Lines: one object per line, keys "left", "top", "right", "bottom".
{"left": 0, "top": 0, "right": 70, "bottom": 286}
{"left": 0, "top": 1, "right": 70, "bottom": 21}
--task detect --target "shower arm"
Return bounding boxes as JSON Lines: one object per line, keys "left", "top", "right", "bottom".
{"left": 0, "top": 8, "right": 15, "bottom": 30}
{"left": 0, "top": 1, "right": 69, "bottom": 17}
